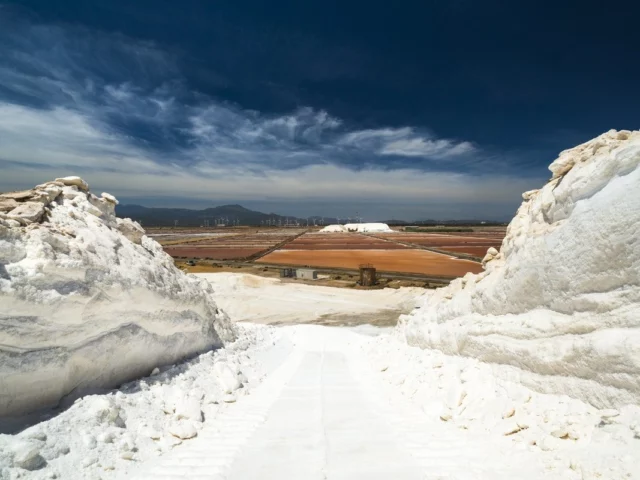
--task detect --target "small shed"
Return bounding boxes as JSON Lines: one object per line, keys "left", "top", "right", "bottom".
{"left": 280, "top": 268, "right": 296, "bottom": 278}
{"left": 296, "top": 268, "right": 318, "bottom": 280}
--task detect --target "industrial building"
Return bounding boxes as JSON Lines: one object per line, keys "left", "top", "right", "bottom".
{"left": 280, "top": 268, "right": 296, "bottom": 278}
{"left": 296, "top": 268, "right": 318, "bottom": 280}
{"left": 279, "top": 268, "right": 318, "bottom": 280}
{"left": 359, "top": 264, "right": 377, "bottom": 286}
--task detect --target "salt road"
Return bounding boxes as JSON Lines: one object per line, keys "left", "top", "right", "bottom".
{"left": 131, "top": 326, "right": 554, "bottom": 480}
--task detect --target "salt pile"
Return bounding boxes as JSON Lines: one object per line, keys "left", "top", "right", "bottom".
{"left": 0, "top": 325, "right": 281, "bottom": 479}
{"left": 318, "top": 224, "right": 346, "bottom": 233}
{"left": 319, "top": 222, "right": 393, "bottom": 233}
{"left": 399, "top": 130, "right": 640, "bottom": 409}
{"left": 0, "top": 177, "right": 236, "bottom": 418}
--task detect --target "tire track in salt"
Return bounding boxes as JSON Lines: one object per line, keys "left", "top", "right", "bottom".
{"left": 128, "top": 345, "right": 305, "bottom": 480}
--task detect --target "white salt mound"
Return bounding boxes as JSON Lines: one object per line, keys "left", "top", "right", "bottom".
{"left": 400, "top": 129, "right": 640, "bottom": 409}
{"left": 319, "top": 223, "right": 392, "bottom": 233}
{"left": 0, "top": 178, "right": 236, "bottom": 418}
{"left": 318, "top": 224, "right": 346, "bottom": 233}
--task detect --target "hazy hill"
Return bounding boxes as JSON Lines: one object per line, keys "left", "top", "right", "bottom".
{"left": 116, "top": 204, "right": 304, "bottom": 227}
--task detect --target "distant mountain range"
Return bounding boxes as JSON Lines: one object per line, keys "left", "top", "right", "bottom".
{"left": 116, "top": 204, "right": 307, "bottom": 227}
{"left": 116, "top": 204, "right": 506, "bottom": 227}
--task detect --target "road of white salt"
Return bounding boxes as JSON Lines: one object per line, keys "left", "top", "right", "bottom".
{"left": 131, "top": 325, "right": 559, "bottom": 480}
{"left": 3, "top": 278, "right": 639, "bottom": 479}
{"left": 128, "top": 273, "right": 640, "bottom": 480}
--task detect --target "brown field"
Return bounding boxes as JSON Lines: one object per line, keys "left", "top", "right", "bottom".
{"left": 158, "top": 227, "right": 502, "bottom": 277}
{"left": 160, "top": 229, "right": 306, "bottom": 260}
{"left": 375, "top": 231, "right": 505, "bottom": 257}
{"left": 283, "top": 233, "right": 407, "bottom": 250}
{"left": 153, "top": 234, "right": 238, "bottom": 246}
{"left": 257, "top": 249, "right": 483, "bottom": 277}
{"left": 283, "top": 243, "right": 408, "bottom": 250}
{"left": 284, "top": 233, "right": 407, "bottom": 250}
{"left": 163, "top": 247, "right": 265, "bottom": 260}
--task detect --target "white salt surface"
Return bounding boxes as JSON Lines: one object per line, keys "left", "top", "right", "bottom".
{"left": 366, "top": 330, "right": 640, "bottom": 480}
{"left": 4, "top": 322, "right": 637, "bottom": 479}
{"left": 0, "top": 178, "right": 235, "bottom": 418}
{"left": 400, "top": 129, "right": 640, "bottom": 409}
{"left": 319, "top": 222, "right": 393, "bottom": 233}
{"left": 1, "top": 282, "right": 638, "bottom": 479}
{"left": 0, "top": 324, "right": 289, "bottom": 479}
{"left": 196, "top": 272, "right": 425, "bottom": 324}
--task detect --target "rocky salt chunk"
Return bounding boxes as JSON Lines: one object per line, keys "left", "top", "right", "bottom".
{"left": 214, "top": 362, "right": 241, "bottom": 393}
{"left": 100, "top": 192, "right": 118, "bottom": 204}
{"left": 0, "top": 190, "right": 35, "bottom": 200}
{"left": 0, "top": 197, "right": 19, "bottom": 212}
{"left": 81, "top": 433, "right": 97, "bottom": 449}
{"left": 11, "top": 441, "right": 45, "bottom": 471}
{"left": 118, "top": 433, "right": 136, "bottom": 452}
{"left": 168, "top": 421, "right": 198, "bottom": 440}
{"left": 85, "top": 397, "right": 125, "bottom": 427}
{"left": 81, "top": 455, "right": 98, "bottom": 468}
{"left": 97, "top": 431, "right": 117, "bottom": 444}
{"left": 6, "top": 202, "right": 46, "bottom": 224}
{"left": 174, "top": 395, "right": 203, "bottom": 422}
{"left": 139, "top": 427, "right": 162, "bottom": 440}
{"left": 223, "top": 393, "right": 237, "bottom": 403}
{"left": 401, "top": 129, "right": 640, "bottom": 410}
{"left": 0, "top": 176, "right": 236, "bottom": 421}
{"left": 115, "top": 217, "right": 145, "bottom": 245}
{"left": 55, "top": 176, "right": 89, "bottom": 191}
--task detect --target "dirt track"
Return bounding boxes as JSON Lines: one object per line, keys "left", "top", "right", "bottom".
{"left": 164, "top": 247, "right": 264, "bottom": 259}
{"left": 285, "top": 234, "right": 403, "bottom": 250}
{"left": 374, "top": 232, "right": 504, "bottom": 257}
{"left": 257, "top": 249, "right": 483, "bottom": 277}
{"left": 435, "top": 246, "right": 495, "bottom": 256}
{"left": 282, "top": 243, "right": 407, "bottom": 250}
{"left": 161, "top": 230, "right": 306, "bottom": 260}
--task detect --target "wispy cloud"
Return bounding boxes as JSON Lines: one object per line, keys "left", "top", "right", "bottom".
{"left": 0, "top": 103, "right": 173, "bottom": 175}
{"left": 0, "top": 101, "right": 542, "bottom": 219}
{"left": 339, "top": 127, "right": 475, "bottom": 159}
{"left": 0, "top": 10, "right": 478, "bottom": 167}
{"left": 0, "top": 10, "right": 542, "bottom": 219}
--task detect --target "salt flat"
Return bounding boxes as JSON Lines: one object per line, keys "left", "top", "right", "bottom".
{"left": 129, "top": 323, "right": 640, "bottom": 480}
{"left": 128, "top": 326, "right": 553, "bottom": 480}
{"left": 2, "top": 285, "right": 639, "bottom": 480}
{"left": 196, "top": 272, "right": 426, "bottom": 325}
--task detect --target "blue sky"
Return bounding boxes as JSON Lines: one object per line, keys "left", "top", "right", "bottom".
{"left": 0, "top": 1, "right": 637, "bottom": 220}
